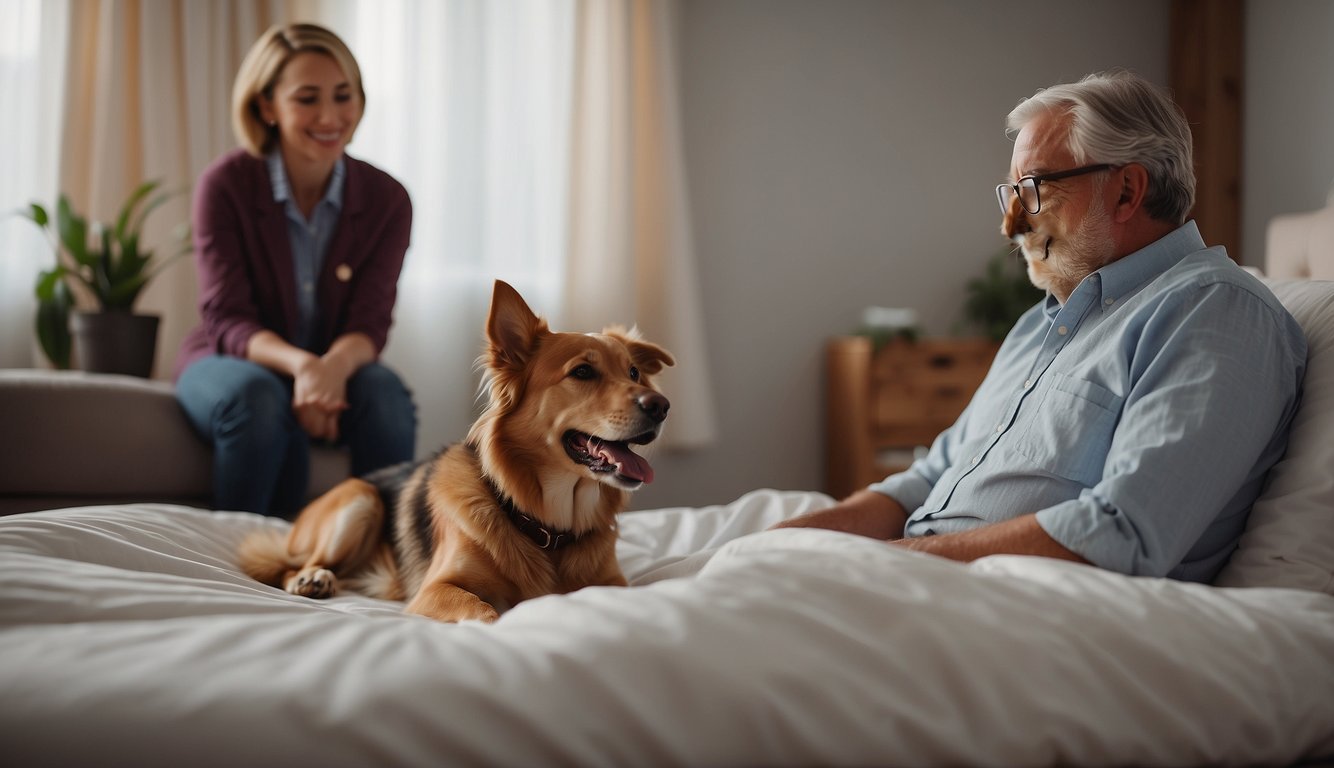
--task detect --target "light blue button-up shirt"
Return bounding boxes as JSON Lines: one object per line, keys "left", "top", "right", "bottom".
{"left": 870, "top": 221, "right": 1307, "bottom": 582}
{"left": 267, "top": 151, "right": 345, "bottom": 351}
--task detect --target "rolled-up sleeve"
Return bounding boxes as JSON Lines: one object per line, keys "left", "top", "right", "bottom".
{"left": 1035, "top": 282, "right": 1305, "bottom": 578}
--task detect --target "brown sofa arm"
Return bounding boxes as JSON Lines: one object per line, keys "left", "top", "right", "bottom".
{"left": 0, "top": 369, "right": 348, "bottom": 515}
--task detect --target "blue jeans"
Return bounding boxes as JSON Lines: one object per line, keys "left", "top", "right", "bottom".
{"left": 176, "top": 356, "right": 416, "bottom": 517}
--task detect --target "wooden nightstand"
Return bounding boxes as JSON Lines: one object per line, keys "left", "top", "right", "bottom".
{"left": 824, "top": 337, "right": 1000, "bottom": 499}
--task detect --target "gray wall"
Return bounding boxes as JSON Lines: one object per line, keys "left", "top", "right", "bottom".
{"left": 1242, "top": 0, "right": 1334, "bottom": 268}
{"left": 631, "top": 0, "right": 1171, "bottom": 510}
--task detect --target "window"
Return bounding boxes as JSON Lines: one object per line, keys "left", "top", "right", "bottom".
{"left": 0, "top": 0, "right": 67, "bottom": 366}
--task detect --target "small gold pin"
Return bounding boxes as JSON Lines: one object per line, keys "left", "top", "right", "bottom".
{"left": 335, "top": 264, "right": 352, "bottom": 282}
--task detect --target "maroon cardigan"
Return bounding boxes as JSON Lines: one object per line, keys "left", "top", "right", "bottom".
{"left": 174, "top": 149, "right": 412, "bottom": 379}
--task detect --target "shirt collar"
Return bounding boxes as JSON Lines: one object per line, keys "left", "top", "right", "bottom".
{"left": 265, "top": 151, "right": 346, "bottom": 211}
{"left": 1044, "top": 219, "right": 1205, "bottom": 321}
{"left": 1095, "top": 220, "right": 1204, "bottom": 304}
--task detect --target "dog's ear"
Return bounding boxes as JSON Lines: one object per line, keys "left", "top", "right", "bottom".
{"left": 486, "top": 280, "right": 549, "bottom": 373}
{"left": 604, "top": 325, "right": 675, "bottom": 375}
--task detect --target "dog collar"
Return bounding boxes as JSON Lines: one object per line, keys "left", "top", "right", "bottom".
{"left": 481, "top": 472, "right": 580, "bottom": 551}
{"left": 506, "top": 505, "right": 578, "bottom": 551}
{"left": 463, "top": 441, "right": 582, "bottom": 551}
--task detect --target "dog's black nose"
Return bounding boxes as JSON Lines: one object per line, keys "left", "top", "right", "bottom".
{"left": 637, "top": 392, "right": 670, "bottom": 423}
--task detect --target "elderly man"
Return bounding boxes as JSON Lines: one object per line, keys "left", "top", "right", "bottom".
{"left": 777, "top": 70, "right": 1306, "bottom": 582}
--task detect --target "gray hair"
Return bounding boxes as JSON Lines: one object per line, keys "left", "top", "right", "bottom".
{"left": 1007, "top": 70, "right": 1196, "bottom": 225}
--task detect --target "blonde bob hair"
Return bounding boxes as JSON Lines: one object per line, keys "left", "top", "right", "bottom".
{"left": 231, "top": 23, "right": 365, "bottom": 157}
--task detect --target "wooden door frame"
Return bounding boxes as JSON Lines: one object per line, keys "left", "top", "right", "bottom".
{"left": 1170, "top": 0, "right": 1244, "bottom": 262}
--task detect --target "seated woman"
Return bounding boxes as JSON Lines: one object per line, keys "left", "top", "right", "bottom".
{"left": 175, "top": 23, "right": 416, "bottom": 516}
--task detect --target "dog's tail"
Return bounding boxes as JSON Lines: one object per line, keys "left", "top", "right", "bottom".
{"left": 237, "top": 528, "right": 301, "bottom": 587}
{"left": 341, "top": 543, "right": 407, "bottom": 601}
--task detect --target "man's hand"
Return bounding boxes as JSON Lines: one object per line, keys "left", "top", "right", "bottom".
{"left": 889, "top": 513, "right": 1090, "bottom": 566}
{"left": 770, "top": 491, "right": 1091, "bottom": 568}
{"left": 769, "top": 489, "right": 910, "bottom": 540}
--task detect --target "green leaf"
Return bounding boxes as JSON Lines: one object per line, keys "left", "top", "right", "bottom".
{"left": 112, "top": 243, "right": 149, "bottom": 286}
{"left": 34, "top": 267, "right": 65, "bottom": 300}
{"left": 961, "top": 250, "right": 1044, "bottom": 341}
{"left": 113, "top": 179, "right": 160, "bottom": 241}
{"left": 56, "top": 195, "right": 92, "bottom": 267}
{"left": 105, "top": 273, "right": 149, "bottom": 310}
{"left": 25, "top": 202, "right": 49, "bottom": 228}
{"left": 35, "top": 278, "right": 73, "bottom": 369}
{"left": 94, "top": 227, "right": 116, "bottom": 306}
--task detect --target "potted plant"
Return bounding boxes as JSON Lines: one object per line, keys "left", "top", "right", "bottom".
{"left": 18, "top": 180, "right": 190, "bottom": 376}
{"left": 960, "top": 249, "right": 1045, "bottom": 341}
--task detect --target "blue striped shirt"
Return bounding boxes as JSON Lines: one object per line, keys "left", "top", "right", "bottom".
{"left": 870, "top": 221, "right": 1307, "bottom": 582}
{"left": 267, "top": 151, "right": 346, "bottom": 351}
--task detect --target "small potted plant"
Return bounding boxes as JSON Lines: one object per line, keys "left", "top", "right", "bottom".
{"left": 960, "top": 248, "right": 1045, "bottom": 341}
{"left": 18, "top": 180, "right": 190, "bottom": 376}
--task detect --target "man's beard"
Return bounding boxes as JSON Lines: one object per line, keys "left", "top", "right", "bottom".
{"left": 1023, "top": 199, "right": 1116, "bottom": 302}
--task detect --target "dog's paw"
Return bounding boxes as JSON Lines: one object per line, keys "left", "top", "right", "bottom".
{"left": 285, "top": 566, "right": 336, "bottom": 599}
{"left": 432, "top": 602, "right": 500, "bottom": 624}
{"left": 408, "top": 600, "right": 500, "bottom": 624}
{"left": 460, "top": 603, "right": 501, "bottom": 624}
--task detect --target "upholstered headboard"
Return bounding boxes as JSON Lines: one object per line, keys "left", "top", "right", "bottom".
{"left": 1266, "top": 199, "right": 1334, "bottom": 279}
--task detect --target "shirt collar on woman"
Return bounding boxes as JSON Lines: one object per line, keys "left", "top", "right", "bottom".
{"left": 265, "top": 151, "right": 346, "bottom": 216}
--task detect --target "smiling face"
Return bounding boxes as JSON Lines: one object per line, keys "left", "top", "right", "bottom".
{"left": 260, "top": 51, "right": 362, "bottom": 176}
{"left": 530, "top": 332, "right": 673, "bottom": 490}
{"left": 1002, "top": 109, "right": 1117, "bottom": 303}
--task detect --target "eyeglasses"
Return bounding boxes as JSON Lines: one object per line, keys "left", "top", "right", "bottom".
{"left": 996, "top": 164, "right": 1112, "bottom": 215}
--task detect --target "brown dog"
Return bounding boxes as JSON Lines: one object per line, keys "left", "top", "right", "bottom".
{"left": 238, "top": 279, "right": 674, "bottom": 622}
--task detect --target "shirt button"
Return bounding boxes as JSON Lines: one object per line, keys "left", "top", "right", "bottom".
{"left": 994, "top": 423, "right": 1004, "bottom": 433}
{"left": 1023, "top": 379, "right": 1033, "bottom": 389}
{"left": 1057, "top": 326, "right": 1068, "bottom": 336}
{"left": 1104, "top": 297, "right": 1115, "bottom": 306}
{"left": 970, "top": 455, "right": 980, "bottom": 466}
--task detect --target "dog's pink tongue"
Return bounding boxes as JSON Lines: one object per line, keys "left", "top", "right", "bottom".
{"left": 595, "top": 441, "right": 655, "bottom": 484}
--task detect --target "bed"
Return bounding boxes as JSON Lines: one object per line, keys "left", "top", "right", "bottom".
{"left": 3, "top": 276, "right": 1333, "bottom": 767}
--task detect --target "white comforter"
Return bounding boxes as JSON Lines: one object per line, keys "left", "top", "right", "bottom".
{"left": 2, "top": 490, "right": 1332, "bottom": 767}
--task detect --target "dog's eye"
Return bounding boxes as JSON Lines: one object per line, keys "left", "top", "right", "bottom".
{"left": 629, "top": 366, "right": 640, "bottom": 382}
{"left": 569, "top": 364, "right": 596, "bottom": 380}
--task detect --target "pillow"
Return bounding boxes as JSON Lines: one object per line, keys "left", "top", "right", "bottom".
{"left": 1214, "top": 279, "right": 1334, "bottom": 593}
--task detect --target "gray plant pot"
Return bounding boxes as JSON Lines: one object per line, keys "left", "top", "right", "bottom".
{"left": 71, "top": 311, "right": 160, "bottom": 378}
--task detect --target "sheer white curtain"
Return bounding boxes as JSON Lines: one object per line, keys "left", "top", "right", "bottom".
{"left": 325, "top": 0, "right": 579, "bottom": 448}
{"left": 566, "top": 0, "right": 716, "bottom": 447}
{"left": 330, "top": 0, "right": 715, "bottom": 450}
{"left": 0, "top": 0, "right": 68, "bottom": 368}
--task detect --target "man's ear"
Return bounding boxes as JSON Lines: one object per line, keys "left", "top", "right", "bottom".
{"left": 1112, "top": 163, "right": 1150, "bottom": 223}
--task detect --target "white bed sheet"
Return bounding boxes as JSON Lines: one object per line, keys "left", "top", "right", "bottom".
{"left": 2, "top": 489, "right": 1332, "bottom": 767}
